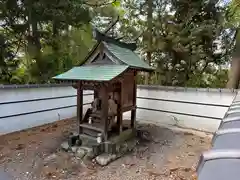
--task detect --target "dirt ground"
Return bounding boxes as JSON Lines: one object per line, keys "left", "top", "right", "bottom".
{"left": 0, "top": 119, "right": 211, "bottom": 180}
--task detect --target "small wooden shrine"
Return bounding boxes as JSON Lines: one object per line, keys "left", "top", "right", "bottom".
{"left": 53, "top": 29, "right": 154, "bottom": 146}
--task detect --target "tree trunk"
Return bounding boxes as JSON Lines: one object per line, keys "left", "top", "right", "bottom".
{"left": 227, "top": 32, "right": 240, "bottom": 89}
{"left": 226, "top": 57, "right": 240, "bottom": 89}
{"left": 144, "top": 0, "right": 153, "bottom": 85}
{"left": 52, "top": 20, "right": 59, "bottom": 53}
{"left": 25, "top": 0, "right": 43, "bottom": 82}
{"left": 27, "top": 1, "right": 41, "bottom": 59}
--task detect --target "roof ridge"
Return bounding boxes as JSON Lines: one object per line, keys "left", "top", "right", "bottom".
{"left": 78, "top": 17, "right": 120, "bottom": 66}
{"left": 94, "top": 29, "right": 137, "bottom": 51}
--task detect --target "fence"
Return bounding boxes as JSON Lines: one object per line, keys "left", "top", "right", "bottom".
{"left": 0, "top": 84, "right": 237, "bottom": 135}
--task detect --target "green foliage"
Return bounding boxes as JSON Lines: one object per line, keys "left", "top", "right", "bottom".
{"left": 0, "top": 33, "right": 20, "bottom": 84}
{"left": 27, "top": 26, "right": 95, "bottom": 83}
{"left": 112, "top": 0, "right": 121, "bottom": 7}
{"left": 154, "top": 0, "right": 227, "bottom": 86}
{"left": 208, "top": 69, "right": 229, "bottom": 88}
{"left": 185, "top": 69, "right": 229, "bottom": 88}
{"left": 117, "top": 0, "right": 230, "bottom": 87}
{"left": 0, "top": 0, "right": 234, "bottom": 88}
{"left": 226, "top": 0, "right": 240, "bottom": 27}
{"left": 0, "top": 0, "right": 115, "bottom": 84}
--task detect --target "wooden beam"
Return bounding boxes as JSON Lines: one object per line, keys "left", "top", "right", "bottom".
{"left": 77, "top": 81, "right": 83, "bottom": 134}
{"left": 101, "top": 85, "right": 109, "bottom": 141}
{"left": 131, "top": 71, "right": 137, "bottom": 129}
{"left": 82, "top": 81, "right": 106, "bottom": 91}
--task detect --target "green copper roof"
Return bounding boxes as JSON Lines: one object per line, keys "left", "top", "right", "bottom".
{"left": 53, "top": 65, "right": 129, "bottom": 81}
{"left": 104, "top": 42, "right": 154, "bottom": 71}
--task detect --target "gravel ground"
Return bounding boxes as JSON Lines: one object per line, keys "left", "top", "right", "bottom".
{"left": 0, "top": 118, "right": 211, "bottom": 180}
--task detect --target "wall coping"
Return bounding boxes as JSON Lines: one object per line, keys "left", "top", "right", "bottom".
{"left": 0, "top": 84, "right": 237, "bottom": 93}
{"left": 138, "top": 85, "right": 238, "bottom": 93}
{"left": 0, "top": 83, "right": 71, "bottom": 89}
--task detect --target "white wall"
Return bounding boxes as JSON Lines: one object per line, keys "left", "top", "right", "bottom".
{"left": 0, "top": 85, "right": 237, "bottom": 135}
{"left": 0, "top": 86, "right": 93, "bottom": 135}
{"left": 135, "top": 87, "right": 236, "bottom": 132}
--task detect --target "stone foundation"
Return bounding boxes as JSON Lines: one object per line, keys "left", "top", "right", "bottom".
{"left": 95, "top": 139, "right": 138, "bottom": 166}
{"left": 60, "top": 129, "right": 137, "bottom": 166}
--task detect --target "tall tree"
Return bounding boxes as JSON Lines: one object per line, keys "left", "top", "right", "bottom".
{"left": 0, "top": 0, "right": 120, "bottom": 84}
{"left": 144, "top": 0, "right": 153, "bottom": 84}
{"left": 151, "top": 0, "right": 226, "bottom": 86}
{"left": 113, "top": 0, "right": 227, "bottom": 86}
{"left": 225, "top": 0, "right": 240, "bottom": 88}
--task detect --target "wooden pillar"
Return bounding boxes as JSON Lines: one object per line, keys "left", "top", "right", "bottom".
{"left": 94, "top": 89, "right": 98, "bottom": 99}
{"left": 77, "top": 81, "right": 83, "bottom": 134}
{"left": 131, "top": 71, "right": 137, "bottom": 129}
{"left": 117, "top": 81, "right": 123, "bottom": 134}
{"left": 101, "top": 84, "right": 109, "bottom": 140}
{"left": 94, "top": 91, "right": 97, "bottom": 99}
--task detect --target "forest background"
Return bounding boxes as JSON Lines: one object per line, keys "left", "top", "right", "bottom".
{"left": 1, "top": 0, "right": 240, "bottom": 88}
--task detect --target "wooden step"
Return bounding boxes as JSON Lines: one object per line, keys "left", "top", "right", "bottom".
{"left": 80, "top": 123, "right": 104, "bottom": 133}
{"left": 90, "top": 112, "right": 117, "bottom": 119}
{"left": 90, "top": 112, "right": 101, "bottom": 118}
{"left": 82, "top": 128, "right": 99, "bottom": 137}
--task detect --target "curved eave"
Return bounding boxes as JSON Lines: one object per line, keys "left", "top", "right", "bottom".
{"left": 52, "top": 65, "right": 130, "bottom": 82}
{"left": 129, "top": 66, "right": 155, "bottom": 72}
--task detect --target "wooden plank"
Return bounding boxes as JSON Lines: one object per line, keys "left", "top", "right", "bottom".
{"left": 131, "top": 71, "right": 137, "bottom": 129}
{"left": 77, "top": 81, "right": 83, "bottom": 134}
